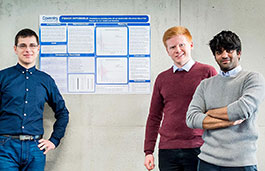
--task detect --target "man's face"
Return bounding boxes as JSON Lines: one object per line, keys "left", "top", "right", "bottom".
{"left": 165, "top": 35, "right": 193, "bottom": 68}
{"left": 215, "top": 49, "right": 241, "bottom": 72}
{"left": 14, "top": 36, "right": 40, "bottom": 69}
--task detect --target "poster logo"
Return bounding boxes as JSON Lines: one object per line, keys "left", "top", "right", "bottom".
{"left": 42, "top": 16, "right": 59, "bottom": 23}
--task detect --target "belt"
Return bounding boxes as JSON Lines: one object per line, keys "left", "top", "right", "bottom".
{"left": 0, "top": 135, "right": 43, "bottom": 141}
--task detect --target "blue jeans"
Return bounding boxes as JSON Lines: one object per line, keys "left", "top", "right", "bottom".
{"left": 159, "top": 148, "right": 200, "bottom": 171}
{"left": 0, "top": 136, "right": 46, "bottom": 171}
{"left": 197, "top": 159, "right": 257, "bottom": 171}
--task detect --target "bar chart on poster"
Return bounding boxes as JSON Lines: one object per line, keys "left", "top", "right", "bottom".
{"left": 39, "top": 15, "right": 151, "bottom": 94}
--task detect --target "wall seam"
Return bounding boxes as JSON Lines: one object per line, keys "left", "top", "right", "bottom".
{"left": 179, "top": 0, "right": 182, "bottom": 25}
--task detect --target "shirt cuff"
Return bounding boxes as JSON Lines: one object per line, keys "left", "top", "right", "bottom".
{"left": 49, "top": 137, "right": 60, "bottom": 147}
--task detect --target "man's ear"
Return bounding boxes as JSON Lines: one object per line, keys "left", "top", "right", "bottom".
{"left": 237, "top": 51, "right": 241, "bottom": 60}
{"left": 14, "top": 45, "right": 18, "bottom": 55}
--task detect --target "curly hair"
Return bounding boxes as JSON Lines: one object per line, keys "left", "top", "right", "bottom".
{"left": 209, "top": 30, "right": 241, "bottom": 56}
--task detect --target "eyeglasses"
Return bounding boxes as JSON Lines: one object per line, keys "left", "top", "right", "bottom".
{"left": 16, "top": 43, "right": 39, "bottom": 50}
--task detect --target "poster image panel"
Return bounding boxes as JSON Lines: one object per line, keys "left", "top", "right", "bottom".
{"left": 96, "top": 57, "right": 128, "bottom": 84}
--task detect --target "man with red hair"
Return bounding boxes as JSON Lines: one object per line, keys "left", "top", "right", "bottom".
{"left": 144, "top": 26, "right": 217, "bottom": 171}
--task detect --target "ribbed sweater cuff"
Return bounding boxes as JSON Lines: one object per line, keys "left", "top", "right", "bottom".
{"left": 145, "top": 151, "right": 153, "bottom": 156}
{"left": 197, "top": 114, "right": 207, "bottom": 129}
{"left": 227, "top": 103, "right": 240, "bottom": 121}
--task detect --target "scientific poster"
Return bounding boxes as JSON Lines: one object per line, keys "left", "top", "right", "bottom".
{"left": 39, "top": 15, "right": 150, "bottom": 94}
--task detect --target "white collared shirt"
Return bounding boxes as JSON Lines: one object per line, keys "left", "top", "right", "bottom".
{"left": 173, "top": 59, "right": 195, "bottom": 73}
{"left": 219, "top": 65, "right": 242, "bottom": 77}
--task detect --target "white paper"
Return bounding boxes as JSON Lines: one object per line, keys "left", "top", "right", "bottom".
{"left": 129, "top": 57, "right": 150, "bottom": 80}
{"left": 41, "top": 45, "right": 67, "bottom": 54}
{"left": 96, "top": 27, "right": 127, "bottom": 56}
{"left": 41, "top": 26, "right": 66, "bottom": 42}
{"left": 40, "top": 57, "right": 67, "bottom": 93}
{"left": 68, "top": 26, "right": 94, "bottom": 53}
{"left": 96, "top": 84, "right": 128, "bottom": 94}
{"left": 129, "top": 26, "right": 150, "bottom": 54}
{"left": 68, "top": 74, "right": 94, "bottom": 92}
{"left": 96, "top": 57, "right": 128, "bottom": 84}
{"left": 39, "top": 15, "right": 151, "bottom": 94}
{"left": 129, "top": 82, "right": 150, "bottom": 94}
{"left": 68, "top": 57, "right": 95, "bottom": 73}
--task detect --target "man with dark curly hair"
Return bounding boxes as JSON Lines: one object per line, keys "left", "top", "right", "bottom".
{"left": 187, "top": 30, "right": 265, "bottom": 171}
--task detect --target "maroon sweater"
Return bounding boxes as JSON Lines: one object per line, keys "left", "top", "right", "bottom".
{"left": 144, "top": 62, "right": 217, "bottom": 155}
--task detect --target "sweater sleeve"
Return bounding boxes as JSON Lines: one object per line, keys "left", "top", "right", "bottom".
{"left": 186, "top": 80, "right": 207, "bottom": 129}
{"left": 227, "top": 72, "right": 265, "bottom": 121}
{"left": 144, "top": 76, "right": 164, "bottom": 155}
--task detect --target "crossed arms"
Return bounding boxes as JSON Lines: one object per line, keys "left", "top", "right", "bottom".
{"left": 202, "top": 107, "right": 244, "bottom": 129}
{"left": 186, "top": 72, "right": 265, "bottom": 130}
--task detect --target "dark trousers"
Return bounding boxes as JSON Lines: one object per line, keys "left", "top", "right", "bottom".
{"left": 197, "top": 159, "right": 258, "bottom": 171}
{"left": 159, "top": 148, "right": 200, "bottom": 171}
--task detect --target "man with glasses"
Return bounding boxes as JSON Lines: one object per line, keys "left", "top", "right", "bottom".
{"left": 0, "top": 28, "right": 69, "bottom": 170}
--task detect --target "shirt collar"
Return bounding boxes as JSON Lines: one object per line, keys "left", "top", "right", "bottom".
{"left": 15, "top": 63, "right": 36, "bottom": 73}
{"left": 173, "top": 59, "right": 195, "bottom": 73}
{"left": 219, "top": 65, "right": 242, "bottom": 77}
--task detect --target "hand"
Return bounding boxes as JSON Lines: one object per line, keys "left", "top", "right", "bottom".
{"left": 38, "top": 139, "right": 55, "bottom": 154}
{"left": 233, "top": 119, "right": 245, "bottom": 126}
{"left": 144, "top": 154, "right": 155, "bottom": 170}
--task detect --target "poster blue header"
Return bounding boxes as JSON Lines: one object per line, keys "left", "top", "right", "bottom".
{"left": 59, "top": 15, "right": 149, "bottom": 23}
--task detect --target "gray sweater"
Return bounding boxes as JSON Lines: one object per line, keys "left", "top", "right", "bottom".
{"left": 186, "top": 70, "right": 265, "bottom": 167}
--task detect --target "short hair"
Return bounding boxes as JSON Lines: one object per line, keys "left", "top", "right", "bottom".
{"left": 162, "top": 26, "right": 192, "bottom": 48}
{"left": 15, "top": 28, "right": 39, "bottom": 46}
{"left": 209, "top": 30, "right": 241, "bottom": 56}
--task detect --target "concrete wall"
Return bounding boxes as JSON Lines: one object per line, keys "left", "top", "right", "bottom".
{"left": 0, "top": 0, "right": 264, "bottom": 170}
